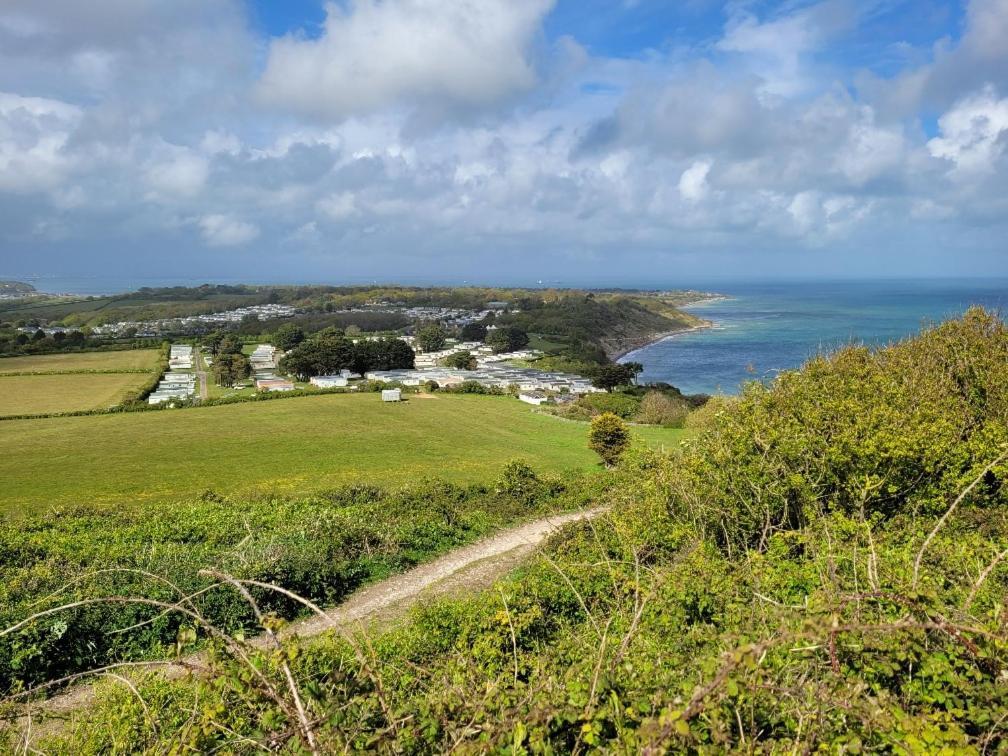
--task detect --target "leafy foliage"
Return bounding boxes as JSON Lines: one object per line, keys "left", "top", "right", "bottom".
{"left": 485, "top": 326, "right": 529, "bottom": 354}
{"left": 588, "top": 412, "right": 631, "bottom": 467}
{"left": 415, "top": 323, "right": 447, "bottom": 353}
{"left": 0, "top": 468, "right": 591, "bottom": 695}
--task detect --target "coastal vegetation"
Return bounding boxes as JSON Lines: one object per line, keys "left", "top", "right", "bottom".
{"left": 0, "top": 463, "right": 598, "bottom": 695}
{"left": 4, "top": 309, "right": 1005, "bottom": 752}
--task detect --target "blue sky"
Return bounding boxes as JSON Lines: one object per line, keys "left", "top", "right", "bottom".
{"left": 0, "top": 0, "right": 1006, "bottom": 287}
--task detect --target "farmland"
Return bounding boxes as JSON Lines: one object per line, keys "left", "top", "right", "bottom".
{"left": 0, "top": 348, "right": 163, "bottom": 417}
{"left": 0, "top": 348, "right": 161, "bottom": 374}
{"left": 0, "top": 393, "right": 687, "bottom": 516}
{"left": 0, "top": 373, "right": 156, "bottom": 417}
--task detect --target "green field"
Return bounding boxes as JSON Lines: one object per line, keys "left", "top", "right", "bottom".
{"left": 0, "top": 348, "right": 160, "bottom": 374}
{"left": 0, "top": 373, "right": 154, "bottom": 417}
{"left": 0, "top": 393, "right": 686, "bottom": 515}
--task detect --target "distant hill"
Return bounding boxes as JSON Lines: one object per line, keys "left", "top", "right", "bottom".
{"left": 0, "top": 280, "right": 36, "bottom": 295}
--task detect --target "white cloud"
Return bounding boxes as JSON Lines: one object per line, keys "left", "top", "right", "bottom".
{"left": 0, "top": 92, "right": 81, "bottom": 192}
{"left": 928, "top": 85, "right": 1008, "bottom": 176}
{"left": 144, "top": 145, "right": 209, "bottom": 197}
{"left": 678, "top": 160, "right": 711, "bottom": 201}
{"left": 199, "top": 213, "right": 259, "bottom": 246}
{"left": 317, "top": 192, "right": 359, "bottom": 221}
{"left": 717, "top": 1, "right": 855, "bottom": 98}
{"left": 257, "top": 0, "right": 555, "bottom": 120}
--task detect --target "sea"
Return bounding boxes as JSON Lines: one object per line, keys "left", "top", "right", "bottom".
{"left": 620, "top": 279, "right": 1008, "bottom": 396}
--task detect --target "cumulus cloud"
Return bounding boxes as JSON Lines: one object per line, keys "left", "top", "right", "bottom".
{"left": 257, "top": 0, "right": 555, "bottom": 121}
{"left": 678, "top": 160, "right": 711, "bottom": 202}
{"left": 928, "top": 86, "right": 1008, "bottom": 177}
{"left": 144, "top": 144, "right": 209, "bottom": 197}
{"left": 0, "top": 92, "right": 81, "bottom": 192}
{"left": 199, "top": 214, "right": 259, "bottom": 246}
{"left": 0, "top": 0, "right": 1005, "bottom": 277}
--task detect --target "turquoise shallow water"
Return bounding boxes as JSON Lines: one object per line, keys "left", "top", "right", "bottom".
{"left": 621, "top": 280, "right": 1008, "bottom": 396}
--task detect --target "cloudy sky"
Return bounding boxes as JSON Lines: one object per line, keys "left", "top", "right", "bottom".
{"left": 1, "top": 0, "right": 1007, "bottom": 287}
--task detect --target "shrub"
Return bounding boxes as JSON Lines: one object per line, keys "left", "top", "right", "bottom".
{"left": 588, "top": 412, "right": 630, "bottom": 467}
{"left": 633, "top": 391, "right": 689, "bottom": 427}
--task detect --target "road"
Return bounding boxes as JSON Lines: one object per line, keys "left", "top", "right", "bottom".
{"left": 195, "top": 348, "right": 208, "bottom": 400}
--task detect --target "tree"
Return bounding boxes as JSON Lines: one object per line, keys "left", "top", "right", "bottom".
{"left": 238, "top": 313, "right": 261, "bottom": 334}
{"left": 213, "top": 353, "right": 251, "bottom": 388}
{"left": 274, "top": 324, "right": 305, "bottom": 351}
{"left": 203, "top": 331, "right": 224, "bottom": 355}
{"left": 624, "top": 361, "right": 644, "bottom": 384}
{"left": 590, "top": 363, "right": 636, "bottom": 392}
{"left": 444, "top": 350, "right": 477, "bottom": 370}
{"left": 218, "top": 334, "right": 244, "bottom": 356}
{"left": 485, "top": 326, "right": 529, "bottom": 354}
{"left": 588, "top": 412, "right": 630, "bottom": 468}
{"left": 416, "top": 323, "right": 447, "bottom": 353}
{"left": 460, "top": 322, "right": 488, "bottom": 341}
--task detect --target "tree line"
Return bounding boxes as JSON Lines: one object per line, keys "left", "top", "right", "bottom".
{"left": 276, "top": 327, "right": 415, "bottom": 380}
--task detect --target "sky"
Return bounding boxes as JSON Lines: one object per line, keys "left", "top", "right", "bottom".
{"left": 1, "top": 0, "right": 1007, "bottom": 288}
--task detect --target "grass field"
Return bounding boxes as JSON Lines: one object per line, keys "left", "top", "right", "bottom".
{"left": 0, "top": 349, "right": 161, "bottom": 374}
{"left": 0, "top": 373, "right": 154, "bottom": 416}
{"left": 0, "top": 393, "right": 687, "bottom": 516}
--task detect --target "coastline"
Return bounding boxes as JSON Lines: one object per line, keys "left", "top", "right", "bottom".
{"left": 607, "top": 293, "right": 729, "bottom": 362}
{"left": 609, "top": 321, "right": 713, "bottom": 362}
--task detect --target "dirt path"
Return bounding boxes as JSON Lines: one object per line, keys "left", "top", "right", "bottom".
{"left": 18, "top": 507, "right": 606, "bottom": 731}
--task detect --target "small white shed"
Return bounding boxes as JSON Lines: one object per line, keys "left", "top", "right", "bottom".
{"left": 382, "top": 389, "right": 402, "bottom": 402}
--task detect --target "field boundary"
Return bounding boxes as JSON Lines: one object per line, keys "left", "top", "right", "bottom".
{"left": 0, "top": 369, "right": 154, "bottom": 377}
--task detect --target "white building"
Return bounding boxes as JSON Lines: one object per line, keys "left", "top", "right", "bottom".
{"left": 519, "top": 392, "right": 550, "bottom": 406}
{"left": 311, "top": 375, "right": 348, "bottom": 388}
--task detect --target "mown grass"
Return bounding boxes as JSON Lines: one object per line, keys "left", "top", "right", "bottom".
{"left": 0, "top": 373, "right": 155, "bottom": 417}
{"left": 0, "top": 393, "right": 687, "bottom": 516}
{"left": 0, "top": 349, "right": 161, "bottom": 374}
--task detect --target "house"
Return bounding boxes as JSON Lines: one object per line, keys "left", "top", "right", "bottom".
{"left": 381, "top": 389, "right": 402, "bottom": 402}
{"left": 518, "top": 391, "right": 550, "bottom": 406}
{"left": 311, "top": 375, "right": 348, "bottom": 388}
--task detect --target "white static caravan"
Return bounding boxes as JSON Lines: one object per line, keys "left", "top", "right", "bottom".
{"left": 518, "top": 392, "right": 550, "bottom": 406}
{"left": 311, "top": 375, "right": 348, "bottom": 388}
{"left": 381, "top": 389, "right": 402, "bottom": 402}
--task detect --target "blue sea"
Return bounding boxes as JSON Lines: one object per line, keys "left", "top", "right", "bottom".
{"left": 620, "top": 279, "right": 1008, "bottom": 396}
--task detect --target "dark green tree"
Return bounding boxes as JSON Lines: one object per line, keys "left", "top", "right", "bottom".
{"left": 590, "top": 363, "right": 636, "bottom": 392}
{"left": 485, "top": 326, "right": 529, "bottom": 354}
{"left": 274, "top": 324, "right": 306, "bottom": 351}
{"left": 460, "top": 322, "right": 488, "bottom": 341}
{"left": 213, "top": 353, "right": 251, "bottom": 388}
{"left": 217, "top": 334, "right": 244, "bottom": 356}
{"left": 416, "top": 323, "right": 447, "bottom": 353}
{"left": 444, "top": 350, "right": 477, "bottom": 370}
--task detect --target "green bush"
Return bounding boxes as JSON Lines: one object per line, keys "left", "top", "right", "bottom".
{"left": 632, "top": 390, "right": 689, "bottom": 427}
